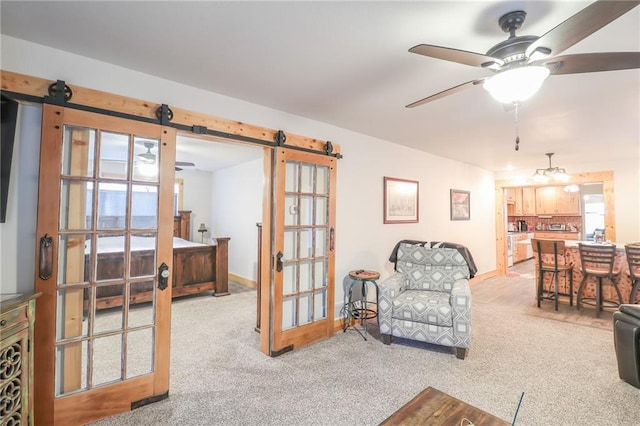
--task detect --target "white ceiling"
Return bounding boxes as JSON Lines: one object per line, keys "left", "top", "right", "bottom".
{"left": 2, "top": 1, "right": 639, "bottom": 174}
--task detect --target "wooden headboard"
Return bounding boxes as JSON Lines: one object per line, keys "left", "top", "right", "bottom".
{"left": 173, "top": 210, "right": 191, "bottom": 240}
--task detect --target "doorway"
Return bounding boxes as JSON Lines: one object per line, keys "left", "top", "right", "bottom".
{"left": 581, "top": 183, "right": 605, "bottom": 241}
{"left": 174, "top": 135, "right": 263, "bottom": 287}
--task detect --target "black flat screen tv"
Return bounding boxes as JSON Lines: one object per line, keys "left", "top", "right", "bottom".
{"left": 1, "top": 94, "right": 19, "bottom": 223}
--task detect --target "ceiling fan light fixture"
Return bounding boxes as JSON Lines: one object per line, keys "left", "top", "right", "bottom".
{"left": 137, "top": 141, "right": 157, "bottom": 164}
{"left": 483, "top": 66, "right": 550, "bottom": 104}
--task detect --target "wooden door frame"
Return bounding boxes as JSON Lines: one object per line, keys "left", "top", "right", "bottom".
{"left": 495, "top": 171, "right": 615, "bottom": 275}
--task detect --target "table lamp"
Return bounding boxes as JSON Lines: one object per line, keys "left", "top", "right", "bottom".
{"left": 197, "top": 223, "right": 207, "bottom": 243}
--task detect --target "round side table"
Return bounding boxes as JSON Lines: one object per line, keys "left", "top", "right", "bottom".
{"left": 343, "top": 270, "right": 380, "bottom": 340}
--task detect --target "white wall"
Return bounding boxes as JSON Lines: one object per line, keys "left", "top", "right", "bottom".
{"left": 1, "top": 36, "right": 498, "bottom": 313}
{"left": 0, "top": 104, "right": 41, "bottom": 293}
{"left": 179, "top": 169, "right": 213, "bottom": 242}
{"left": 211, "top": 158, "right": 264, "bottom": 282}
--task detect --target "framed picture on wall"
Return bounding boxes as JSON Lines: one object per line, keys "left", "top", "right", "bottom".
{"left": 450, "top": 189, "right": 470, "bottom": 221}
{"left": 383, "top": 177, "right": 419, "bottom": 224}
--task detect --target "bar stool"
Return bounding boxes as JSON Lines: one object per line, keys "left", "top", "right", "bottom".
{"left": 577, "top": 243, "right": 623, "bottom": 317}
{"left": 343, "top": 270, "right": 380, "bottom": 340}
{"left": 624, "top": 244, "right": 640, "bottom": 304}
{"left": 531, "top": 239, "right": 573, "bottom": 311}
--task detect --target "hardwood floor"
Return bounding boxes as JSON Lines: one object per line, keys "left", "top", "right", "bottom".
{"left": 473, "top": 259, "right": 614, "bottom": 331}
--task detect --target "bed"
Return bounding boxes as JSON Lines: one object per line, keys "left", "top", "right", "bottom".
{"left": 88, "top": 210, "right": 230, "bottom": 311}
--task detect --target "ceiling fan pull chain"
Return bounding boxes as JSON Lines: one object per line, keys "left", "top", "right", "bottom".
{"left": 514, "top": 102, "right": 520, "bottom": 151}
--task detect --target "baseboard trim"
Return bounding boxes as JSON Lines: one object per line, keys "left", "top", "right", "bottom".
{"left": 470, "top": 269, "right": 499, "bottom": 284}
{"left": 229, "top": 273, "right": 256, "bottom": 289}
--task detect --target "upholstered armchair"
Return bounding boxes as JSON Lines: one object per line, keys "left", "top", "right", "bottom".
{"left": 378, "top": 242, "right": 472, "bottom": 359}
{"left": 613, "top": 304, "right": 640, "bottom": 388}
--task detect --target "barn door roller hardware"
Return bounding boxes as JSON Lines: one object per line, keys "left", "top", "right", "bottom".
{"left": 45, "top": 80, "right": 73, "bottom": 105}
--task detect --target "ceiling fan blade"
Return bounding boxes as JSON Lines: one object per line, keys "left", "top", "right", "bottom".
{"left": 539, "top": 52, "right": 640, "bottom": 75}
{"left": 406, "top": 79, "right": 486, "bottom": 108}
{"left": 525, "top": 0, "right": 640, "bottom": 59}
{"left": 175, "top": 167, "right": 183, "bottom": 171}
{"left": 409, "top": 44, "right": 503, "bottom": 69}
{"left": 175, "top": 161, "right": 195, "bottom": 167}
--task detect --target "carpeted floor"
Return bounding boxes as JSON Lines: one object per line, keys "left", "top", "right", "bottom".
{"left": 91, "top": 278, "right": 640, "bottom": 426}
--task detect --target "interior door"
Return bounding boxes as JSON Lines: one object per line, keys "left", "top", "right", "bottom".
{"left": 33, "top": 105, "right": 176, "bottom": 425}
{"left": 268, "top": 148, "right": 337, "bottom": 354}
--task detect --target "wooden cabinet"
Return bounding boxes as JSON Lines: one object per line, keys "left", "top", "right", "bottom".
{"left": 521, "top": 187, "right": 536, "bottom": 215}
{"left": 513, "top": 233, "right": 531, "bottom": 263}
{"left": 535, "top": 186, "right": 581, "bottom": 215}
{"left": 556, "top": 190, "right": 581, "bottom": 215}
{"left": 506, "top": 187, "right": 536, "bottom": 216}
{"left": 0, "top": 293, "right": 39, "bottom": 426}
{"left": 514, "top": 189, "right": 523, "bottom": 215}
{"left": 535, "top": 186, "right": 557, "bottom": 215}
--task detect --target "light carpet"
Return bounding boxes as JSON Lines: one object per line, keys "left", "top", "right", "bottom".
{"left": 91, "top": 280, "right": 640, "bottom": 426}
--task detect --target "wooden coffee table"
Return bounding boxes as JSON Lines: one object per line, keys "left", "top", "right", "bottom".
{"left": 380, "top": 387, "right": 510, "bottom": 426}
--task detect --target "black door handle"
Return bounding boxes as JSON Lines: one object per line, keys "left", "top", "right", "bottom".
{"left": 39, "top": 234, "right": 54, "bottom": 280}
{"left": 276, "top": 251, "right": 283, "bottom": 272}
{"left": 158, "top": 262, "right": 170, "bottom": 290}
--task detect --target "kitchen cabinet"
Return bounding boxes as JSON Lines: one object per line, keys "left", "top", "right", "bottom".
{"left": 0, "top": 293, "right": 39, "bottom": 426}
{"left": 556, "top": 189, "right": 581, "bottom": 215}
{"left": 535, "top": 186, "right": 581, "bottom": 215}
{"left": 506, "top": 187, "right": 535, "bottom": 216}
{"left": 513, "top": 233, "right": 531, "bottom": 263}
{"left": 521, "top": 187, "right": 536, "bottom": 215}
{"left": 514, "top": 188, "right": 523, "bottom": 215}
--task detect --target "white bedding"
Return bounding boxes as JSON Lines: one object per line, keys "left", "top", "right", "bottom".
{"left": 87, "top": 236, "right": 209, "bottom": 254}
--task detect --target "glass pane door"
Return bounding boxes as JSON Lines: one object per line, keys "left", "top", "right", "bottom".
{"left": 34, "top": 105, "right": 175, "bottom": 425}
{"left": 271, "top": 149, "right": 336, "bottom": 353}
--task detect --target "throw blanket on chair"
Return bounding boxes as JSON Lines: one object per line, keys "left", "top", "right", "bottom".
{"left": 388, "top": 240, "right": 478, "bottom": 278}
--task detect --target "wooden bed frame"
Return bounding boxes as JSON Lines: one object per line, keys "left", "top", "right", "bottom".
{"left": 90, "top": 210, "right": 230, "bottom": 311}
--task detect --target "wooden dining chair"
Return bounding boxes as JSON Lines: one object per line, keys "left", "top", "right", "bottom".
{"left": 577, "top": 243, "right": 623, "bottom": 317}
{"left": 624, "top": 244, "right": 640, "bottom": 304}
{"left": 531, "top": 239, "right": 573, "bottom": 311}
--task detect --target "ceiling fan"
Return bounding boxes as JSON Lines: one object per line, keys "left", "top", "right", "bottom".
{"left": 406, "top": 0, "right": 640, "bottom": 108}
{"left": 137, "top": 141, "right": 196, "bottom": 171}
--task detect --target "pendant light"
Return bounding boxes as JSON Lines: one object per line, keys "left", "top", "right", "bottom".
{"left": 531, "top": 153, "right": 570, "bottom": 183}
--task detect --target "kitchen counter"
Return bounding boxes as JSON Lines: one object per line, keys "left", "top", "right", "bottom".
{"left": 518, "top": 239, "right": 623, "bottom": 249}
{"left": 527, "top": 241, "right": 637, "bottom": 305}
{"left": 533, "top": 230, "right": 580, "bottom": 234}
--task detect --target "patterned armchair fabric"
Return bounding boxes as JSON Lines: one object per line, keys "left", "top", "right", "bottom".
{"left": 378, "top": 243, "right": 472, "bottom": 359}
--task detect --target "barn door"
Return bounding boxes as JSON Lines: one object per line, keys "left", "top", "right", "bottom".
{"left": 266, "top": 147, "right": 337, "bottom": 355}
{"left": 33, "top": 105, "right": 176, "bottom": 425}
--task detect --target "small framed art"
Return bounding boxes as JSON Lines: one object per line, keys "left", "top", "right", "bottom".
{"left": 450, "top": 189, "right": 470, "bottom": 221}
{"left": 383, "top": 177, "right": 419, "bottom": 224}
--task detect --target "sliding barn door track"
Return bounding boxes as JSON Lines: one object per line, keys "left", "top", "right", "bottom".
{"left": 2, "top": 80, "right": 342, "bottom": 159}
